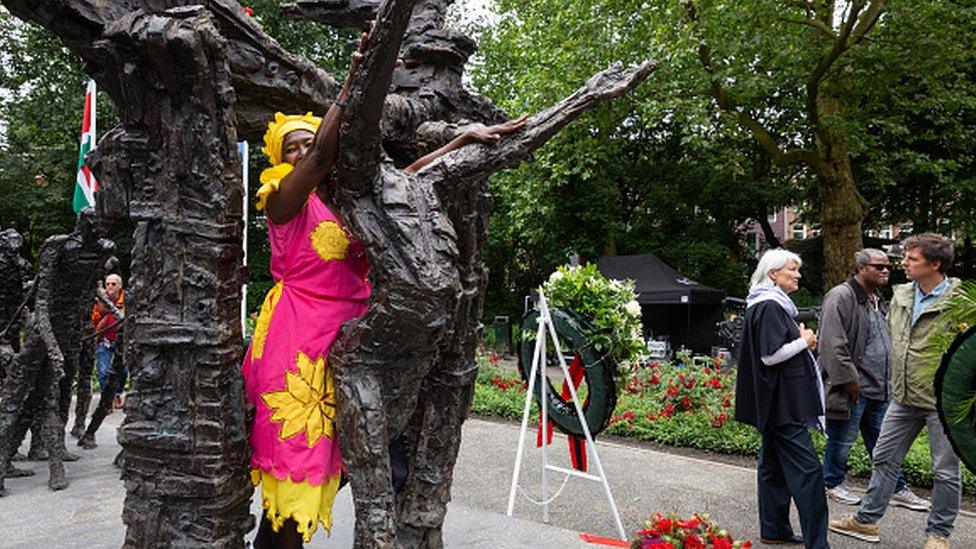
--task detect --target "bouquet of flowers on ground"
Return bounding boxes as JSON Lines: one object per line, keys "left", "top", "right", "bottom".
{"left": 630, "top": 512, "right": 751, "bottom": 549}
{"left": 542, "top": 264, "right": 646, "bottom": 376}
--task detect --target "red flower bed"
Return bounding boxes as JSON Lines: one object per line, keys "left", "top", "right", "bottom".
{"left": 611, "top": 359, "right": 735, "bottom": 429}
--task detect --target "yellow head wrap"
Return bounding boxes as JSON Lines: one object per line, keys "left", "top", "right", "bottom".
{"left": 261, "top": 112, "right": 322, "bottom": 166}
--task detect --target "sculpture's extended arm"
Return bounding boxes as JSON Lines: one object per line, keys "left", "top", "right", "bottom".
{"left": 282, "top": 0, "right": 378, "bottom": 28}
{"left": 336, "top": 0, "right": 420, "bottom": 195}
{"left": 416, "top": 61, "right": 657, "bottom": 182}
{"left": 208, "top": 0, "right": 344, "bottom": 138}
{"left": 404, "top": 117, "right": 527, "bottom": 175}
{"left": 1, "top": 0, "right": 342, "bottom": 141}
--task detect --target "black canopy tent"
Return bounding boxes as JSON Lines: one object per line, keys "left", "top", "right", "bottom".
{"left": 597, "top": 253, "right": 725, "bottom": 352}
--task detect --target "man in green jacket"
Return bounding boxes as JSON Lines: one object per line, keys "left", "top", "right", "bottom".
{"left": 819, "top": 249, "right": 927, "bottom": 510}
{"left": 831, "top": 233, "right": 962, "bottom": 549}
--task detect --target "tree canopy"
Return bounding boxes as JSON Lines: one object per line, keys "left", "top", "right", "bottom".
{"left": 1, "top": 1, "right": 973, "bottom": 315}
{"left": 469, "top": 0, "right": 976, "bottom": 314}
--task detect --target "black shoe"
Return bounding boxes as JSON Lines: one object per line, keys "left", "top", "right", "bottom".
{"left": 760, "top": 535, "right": 804, "bottom": 545}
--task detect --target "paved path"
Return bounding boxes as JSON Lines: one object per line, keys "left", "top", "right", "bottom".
{"left": 1, "top": 411, "right": 973, "bottom": 548}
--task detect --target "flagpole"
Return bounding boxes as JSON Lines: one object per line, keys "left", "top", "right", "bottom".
{"left": 239, "top": 141, "right": 249, "bottom": 337}
{"left": 90, "top": 80, "right": 96, "bottom": 153}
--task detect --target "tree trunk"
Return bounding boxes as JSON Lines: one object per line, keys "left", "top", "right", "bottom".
{"left": 818, "top": 164, "right": 866, "bottom": 289}
{"left": 88, "top": 11, "right": 252, "bottom": 546}
{"left": 757, "top": 209, "right": 782, "bottom": 250}
{"left": 816, "top": 88, "right": 868, "bottom": 290}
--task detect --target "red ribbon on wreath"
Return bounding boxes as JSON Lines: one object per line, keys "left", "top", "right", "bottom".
{"left": 536, "top": 353, "right": 588, "bottom": 472}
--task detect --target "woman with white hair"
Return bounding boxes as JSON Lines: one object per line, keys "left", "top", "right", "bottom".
{"left": 734, "top": 249, "right": 829, "bottom": 548}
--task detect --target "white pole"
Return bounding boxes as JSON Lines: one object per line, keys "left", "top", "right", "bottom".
{"left": 506, "top": 306, "right": 547, "bottom": 516}
{"left": 90, "top": 80, "right": 96, "bottom": 148}
{"left": 239, "top": 141, "right": 249, "bottom": 336}
{"left": 539, "top": 291, "right": 626, "bottom": 540}
{"left": 539, "top": 295, "right": 549, "bottom": 524}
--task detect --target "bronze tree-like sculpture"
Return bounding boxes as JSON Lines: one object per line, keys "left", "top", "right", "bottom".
{"left": 1, "top": 0, "right": 653, "bottom": 546}
{"left": 324, "top": 1, "right": 654, "bottom": 546}
{"left": 0, "top": 225, "right": 31, "bottom": 478}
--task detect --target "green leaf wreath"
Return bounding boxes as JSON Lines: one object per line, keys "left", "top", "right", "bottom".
{"left": 539, "top": 264, "right": 647, "bottom": 374}
{"left": 923, "top": 280, "right": 976, "bottom": 425}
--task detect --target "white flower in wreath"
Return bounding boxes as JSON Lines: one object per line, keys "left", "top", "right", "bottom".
{"left": 549, "top": 270, "right": 564, "bottom": 283}
{"left": 625, "top": 300, "right": 641, "bottom": 317}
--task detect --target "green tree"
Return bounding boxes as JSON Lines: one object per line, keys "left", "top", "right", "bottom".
{"left": 471, "top": 0, "right": 976, "bottom": 289}
{"left": 0, "top": 4, "right": 356, "bottom": 298}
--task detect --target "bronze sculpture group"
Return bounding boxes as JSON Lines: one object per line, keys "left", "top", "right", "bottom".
{"left": 0, "top": 0, "right": 654, "bottom": 546}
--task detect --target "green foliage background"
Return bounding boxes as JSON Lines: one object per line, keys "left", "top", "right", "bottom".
{"left": 469, "top": 0, "right": 976, "bottom": 318}
{"left": 1, "top": 1, "right": 974, "bottom": 316}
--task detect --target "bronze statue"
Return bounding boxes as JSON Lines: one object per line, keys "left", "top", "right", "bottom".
{"left": 1, "top": 0, "right": 653, "bottom": 545}
{"left": 0, "top": 209, "right": 114, "bottom": 494}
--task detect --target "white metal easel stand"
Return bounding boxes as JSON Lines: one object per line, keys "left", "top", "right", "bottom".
{"left": 505, "top": 289, "right": 626, "bottom": 541}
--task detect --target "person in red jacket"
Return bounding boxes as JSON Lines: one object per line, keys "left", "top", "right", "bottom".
{"left": 91, "top": 273, "right": 125, "bottom": 409}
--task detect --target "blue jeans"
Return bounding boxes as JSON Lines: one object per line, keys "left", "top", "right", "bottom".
{"left": 854, "top": 402, "right": 960, "bottom": 538}
{"left": 95, "top": 338, "right": 126, "bottom": 394}
{"left": 824, "top": 397, "right": 907, "bottom": 492}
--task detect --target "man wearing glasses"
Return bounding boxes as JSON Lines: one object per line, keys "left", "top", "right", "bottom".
{"left": 831, "top": 234, "right": 961, "bottom": 549}
{"left": 91, "top": 273, "right": 126, "bottom": 410}
{"left": 819, "top": 249, "right": 929, "bottom": 510}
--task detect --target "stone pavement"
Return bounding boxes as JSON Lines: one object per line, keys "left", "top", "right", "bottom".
{"left": 1, "top": 410, "right": 973, "bottom": 548}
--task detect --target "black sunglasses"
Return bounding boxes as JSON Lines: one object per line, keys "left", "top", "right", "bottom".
{"left": 865, "top": 264, "right": 892, "bottom": 271}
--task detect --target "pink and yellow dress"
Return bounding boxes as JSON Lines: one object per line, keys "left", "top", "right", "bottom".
{"left": 243, "top": 162, "right": 370, "bottom": 541}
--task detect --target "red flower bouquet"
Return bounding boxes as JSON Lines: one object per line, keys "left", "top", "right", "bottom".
{"left": 630, "top": 512, "right": 751, "bottom": 549}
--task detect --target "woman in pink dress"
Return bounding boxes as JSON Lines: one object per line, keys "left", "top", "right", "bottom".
{"left": 243, "top": 37, "right": 367, "bottom": 548}
{"left": 244, "top": 28, "right": 527, "bottom": 547}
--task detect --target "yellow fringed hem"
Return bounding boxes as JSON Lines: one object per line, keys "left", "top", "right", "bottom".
{"left": 251, "top": 468, "right": 342, "bottom": 542}
{"left": 256, "top": 163, "right": 295, "bottom": 211}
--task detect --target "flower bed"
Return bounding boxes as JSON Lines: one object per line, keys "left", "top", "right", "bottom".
{"left": 472, "top": 355, "right": 976, "bottom": 496}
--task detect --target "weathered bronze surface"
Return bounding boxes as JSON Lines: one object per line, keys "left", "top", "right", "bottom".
{"left": 0, "top": 210, "right": 114, "bottom": 495}
{"left": 1, "top": 0, "right": 653, "bottom": 546}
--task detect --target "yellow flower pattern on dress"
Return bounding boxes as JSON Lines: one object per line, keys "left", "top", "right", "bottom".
{"left": 262, "top": 351, "right": 336, "bottom": 447}
{"left": 251, "top": 281, "right": 283, "bottom": 359}
{"left": 309, "top": 221, "right": 349, "bottom": 262}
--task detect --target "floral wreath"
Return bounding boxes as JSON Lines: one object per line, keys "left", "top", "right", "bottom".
{"left": 541, "top": 263, "right": 647, "bottom": 376}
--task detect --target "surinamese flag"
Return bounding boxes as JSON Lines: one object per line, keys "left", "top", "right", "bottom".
{"left": 73, "top": 79, "right": 98, "bottom": 213}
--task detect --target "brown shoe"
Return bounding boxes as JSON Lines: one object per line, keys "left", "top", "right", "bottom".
{"left": 829, "top": 515, "right": 879, "bottom": 543}
{"left": 924, "top": 535, "right": 950, "bottom": 549}
{"left": 113, "top": 395, "right": 123, "bottom": 409}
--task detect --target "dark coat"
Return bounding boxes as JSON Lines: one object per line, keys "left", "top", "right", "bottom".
{"left": 734, "top": 300, "right": 822, "bottom": 431}
{"left": 818, "top": 277, "right": 887, "bottom": 420}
